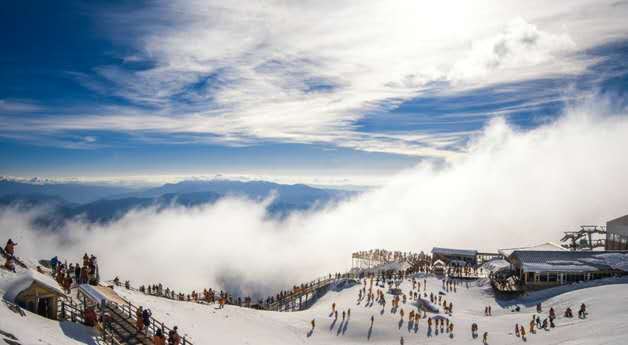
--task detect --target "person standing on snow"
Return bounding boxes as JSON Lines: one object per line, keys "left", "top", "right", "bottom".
{"left": 579, "top": 303, "right": 587, "bottom": 318}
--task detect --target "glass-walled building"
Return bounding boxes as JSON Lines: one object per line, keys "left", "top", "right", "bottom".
{"left": 606, "top": 214, "right": 628, "bottom": 250}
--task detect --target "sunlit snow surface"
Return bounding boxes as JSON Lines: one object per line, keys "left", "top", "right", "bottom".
{"left": 115, "top": 275, "right": 628, "bottom": 345}
{"left": 2, "top": 261, "right": 628, "bottom": 345}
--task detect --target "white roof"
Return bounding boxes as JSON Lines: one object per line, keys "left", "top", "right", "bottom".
{"left": 522, "top": 262, "right": 598, "bottom": 273}
{"left": 433, "top": 259, "right": 446, "bottom": 267}
{"left": 78, "top": 284, "right": 107, "bottom": 305}
{"left": 499, "top": 242, "right": 565, "bottom": 258}
{"left": 482, "top": 259, "right": 511, "bottom": 273}
{"left": 2, "top": 269, "right": 65, "bottom": 302}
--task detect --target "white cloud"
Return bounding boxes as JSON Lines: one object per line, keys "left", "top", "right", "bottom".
{"left": 448, "top": 17, "right": 578, "bottom": 82}
{"left": 3, "top": 0, "right": 628, "bottom": 157}
{"left": 3, "top": 97, "right": 628, "bottom": 296}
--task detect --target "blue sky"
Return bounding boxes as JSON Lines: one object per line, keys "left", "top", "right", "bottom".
{"left": 1, "top": 0, "right": 627, "bottom": 184}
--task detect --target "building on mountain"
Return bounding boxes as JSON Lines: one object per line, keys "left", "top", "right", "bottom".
{"left": 432, "top": 259, "right": 446, "bottom": 275}
{"left": 507, "top": 250, "right": 628, "bottom": 290}
{"left": 606, "top": 214, "right": 628, "bottom": 250}
{"left": 6, "top": 270, "right": 66, "bottom": 319}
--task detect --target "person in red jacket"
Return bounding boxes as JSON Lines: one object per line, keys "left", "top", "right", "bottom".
{"left": 153, "top": 329, "right": 166, "bottom": 345}
{"left": 4, "top": 239, "right": 17, "bottom": 256}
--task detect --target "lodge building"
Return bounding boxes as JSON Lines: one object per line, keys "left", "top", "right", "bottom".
{"left": 507, "top": 250, "right": 628, "bottom": 290}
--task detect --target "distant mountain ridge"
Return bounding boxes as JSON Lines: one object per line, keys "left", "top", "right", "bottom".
{"left": 0, "top": 179, "right": 358, "bottom": 227}
{"left": 0, "top": 179, "right": 135, "bottom": 204}
{"left": 112, "top": 179, "right": 355, "bottom": 204}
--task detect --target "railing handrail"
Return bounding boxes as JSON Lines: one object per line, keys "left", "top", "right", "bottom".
{"left": 266, "top": 274, "right": 357, "bottom": 311}
{"left": 113, "top": 294, "right": 193, "bottom": 345}
{"left": 58, "top": 299, "right": 85, "bottom": 324}
{"left": 99, "top": 322, "right": 124, "bottom": 345}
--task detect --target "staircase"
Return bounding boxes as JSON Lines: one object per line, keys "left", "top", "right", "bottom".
{"left": 102, "top": 304, "right": 152, "bottom": 345}
{"left": 59, "top": 286, "right": 193, "bottom": 345}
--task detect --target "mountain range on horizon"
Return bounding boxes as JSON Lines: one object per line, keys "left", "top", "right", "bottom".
{"left": 0, "top": 178, "right": 359, "bottom": 227}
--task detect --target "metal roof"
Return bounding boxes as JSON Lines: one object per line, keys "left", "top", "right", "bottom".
{"left": 510, "top": 250, "right": 628, "bottom": 273}
{"left": 431, "top": 247, "right": 477, "bottom": 257}
{"left": 607, "top": 214, "right": 628, "bottom": 226}
{"left": 498, "top": 242, "right": 565, "bottom": 257}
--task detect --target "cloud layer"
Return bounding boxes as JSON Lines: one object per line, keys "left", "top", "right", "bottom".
{"left": 3, "top": 96, "right": 628, "bottom": 297}
{"left": 2, "top": 0, "right": 628, "bottom": 157}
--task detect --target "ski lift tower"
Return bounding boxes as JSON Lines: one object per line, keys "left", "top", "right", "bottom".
{"left": 560, "top": 225, "right": 607, "bottom": 251}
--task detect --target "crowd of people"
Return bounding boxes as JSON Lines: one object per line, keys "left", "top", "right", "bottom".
{"left": 511, "top": 302, "right": 588, "bottom": 342}
{"left": 50, "top": 253, "right": 100, "bottom": 293}
{"left": 304, "top": 265, "right": 593, "bottom": 345}
{"left": 352, "top": 249, "right": 431, "bottom": 269}
{"left": 122, "top": 272, "right": 355, "bottom": 313}
{"left": 128, "top": 303, "right": 182, "bottom": 345}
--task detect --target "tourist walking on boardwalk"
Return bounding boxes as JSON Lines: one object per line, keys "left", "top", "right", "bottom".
{"left": 168, "top": 326, "right": 180, "bottom": 345}
{"left": 142, "top": 308, "right": 152, "bottom": 336}
{"left": 483, "top": 331, "right": 489, "bottom": 344}
{"left": 136, "top": 307, "right": 144, "bottom": 333}
{"left": 153, "top": 329, "right": 166, "bottom": 345}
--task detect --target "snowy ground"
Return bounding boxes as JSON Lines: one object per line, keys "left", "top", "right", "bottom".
{"left": 0, "top": 267, "right": 98, "bottom": 345}
{"left": 115, "top": 275, "right": 628, "bottom": 345}
{"left": 2, "top": 259, "right": 628, "bottom": 345}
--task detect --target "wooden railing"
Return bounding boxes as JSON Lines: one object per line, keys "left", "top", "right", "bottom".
{"left": 116, "top": 296, "right": 193, "bottom": 345}
{"left": 58, "top": 287, "right": 190, "bottom": 344}
{"left": 58, "top": 299, "right": 85, "bottom": 324}
{"left": 266, "top": 273, "right": 357, "bottom": 311}
{"left": 108, "top": 274, "right": 358, "bottom": 313}
{"left": 99, "top": 322, "right": 124, "bottom": 345}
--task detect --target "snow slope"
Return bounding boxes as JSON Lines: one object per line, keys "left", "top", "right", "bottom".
{"left": 2, "top": 255, "right": 628, "bottom": 345}
{"left": 0, "top": 267, "right": 98, "bottom": 345}
{"left": 115, "top": 275, "right": 628, "bottom": 345}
